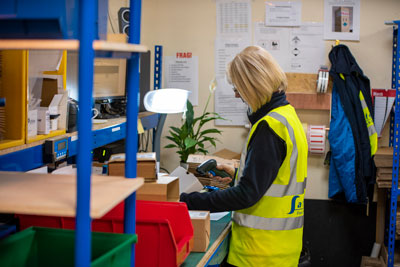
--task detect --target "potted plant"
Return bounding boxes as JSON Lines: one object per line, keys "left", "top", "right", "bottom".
{"left": 164, "top": 88, "right": 224, "bottom": 165}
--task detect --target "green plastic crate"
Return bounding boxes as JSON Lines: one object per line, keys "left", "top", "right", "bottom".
{"left": 0, "top": 227, "right": 137, "bottom": 267}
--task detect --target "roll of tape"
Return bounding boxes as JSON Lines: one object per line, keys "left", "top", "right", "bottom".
{"left": 316, "top": 70, "right": 329, "bottom": 93}
{"left": 307, "top": 125, "right": 326, "bottom": 154}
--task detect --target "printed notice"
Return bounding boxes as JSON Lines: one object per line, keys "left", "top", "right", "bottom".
{"left": 215, "top": 38, "right": 250, "bottom": 78}
{"left": 216, "top": 0, "right": 251, "bottom": 38}
{"left": 289, "top": 23, "right": 326, "bottom": 73}
{"left": 254, "top": 22, "right": 325, "bottom": 73}
{"left": 265, "top": 1, "right": 302, "bottom": 26}
{"left": 215, "top": 77, "right": 248, "bottom": 126}
{"left": 165, "top": 52, "right": 199, "bottom": 105}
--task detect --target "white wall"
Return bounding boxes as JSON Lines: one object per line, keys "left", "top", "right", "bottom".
{"left": 109, "top": 0, "right": 400, "bottom": 199}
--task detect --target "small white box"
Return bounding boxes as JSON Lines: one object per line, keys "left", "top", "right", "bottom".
{"left": 27, "top": 109, "right": 38, "bottom": 137}
{"left": 37, "top": 108, "right": 50, "bottom": 135}
{"left": 50, "top": 118, "right": 58, "bottom": 131}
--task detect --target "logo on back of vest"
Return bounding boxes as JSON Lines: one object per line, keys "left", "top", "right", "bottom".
{"left": 288, "top": 195, "right": 304, "bottom": 215}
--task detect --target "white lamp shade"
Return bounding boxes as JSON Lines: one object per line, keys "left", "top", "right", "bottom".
{"left": 143, "top": 89, "right": 190, "bottom": 114}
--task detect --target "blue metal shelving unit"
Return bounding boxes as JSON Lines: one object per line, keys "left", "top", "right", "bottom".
{"left": 0, "top": 1, "right": 144, "bottom": 266}
{"left": 74, "top": 0, "right": 143, "bottom": 266}
{"left": 387, "top": 20, "right": 400, "bottom": 267}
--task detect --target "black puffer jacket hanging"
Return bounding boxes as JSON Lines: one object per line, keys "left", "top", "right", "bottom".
{"left": 328, "top": 44, "right": 377, "bottom": 204}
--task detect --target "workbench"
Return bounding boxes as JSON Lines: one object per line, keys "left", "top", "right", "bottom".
{"left": 183, "top": 212, "right": 232, "bottom": 267}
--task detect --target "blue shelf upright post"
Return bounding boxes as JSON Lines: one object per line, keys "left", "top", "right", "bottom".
{"left": 124, "top": 0, "right": 142, "bottom": 266}
{"left": 390, "top": 27, "right": 398, "bottom": 148}
{"left": 388, "top": 20, "right": 400, "bottom": 267}
{"left": 152, "top": 45, "right": 166, "bottom": 164}
{"left": 153, "top": 45, "right": 163, "bottom": 90}
{"left": 75, "top": 0, "right": 96, "bottom": 266}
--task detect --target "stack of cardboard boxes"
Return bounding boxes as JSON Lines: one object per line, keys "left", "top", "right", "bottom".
{"left": 374, "top": 147, "right": 395, "bottom": 188}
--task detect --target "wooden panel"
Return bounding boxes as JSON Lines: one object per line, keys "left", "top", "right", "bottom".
{"left": 1, "top": 50, "right": 27, "bottom": 141}
{"left": 0, "top": 172, "right": 143, "bottom": 218}
{"left": 286, "top": 73, "right": 333, "bottom": 93}
{"left": 286, "top": 92, "right": 331, "bottom": 110}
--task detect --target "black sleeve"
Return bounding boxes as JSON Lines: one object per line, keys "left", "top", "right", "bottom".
{"left": 180, "top": 120, "right": 286, "bottom": 212}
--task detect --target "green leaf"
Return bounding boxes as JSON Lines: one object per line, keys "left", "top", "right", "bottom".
{"left": 164, "top": 144, "right": 177, "bottom": 149}
{"left": 167, "top": 131, "right": 181, "bottom": 145}
{"left": 201, "top": 136, "right": 217, "bottom": 147}
{"left": 198, "top": 148, "right": 208, "bottom": 154}
{"left": 184, "top": 137, "right": 197, "bottom": 149}
{"left": 209, "top": 139, "right": 216, "bottom": 147}
{"left": 185, "top": 100, "right": 194, "bottom": 128}
{"left": 165, "top": 135, "right": 179, "bottom": 145}
{"left": 200, "top": 129, "right": 222, "bottom": 136}
{"left": 198, "top": 142, "right": 204, "bottom": 148}
{"left": 170, "top": 126, "right": 182, "bottom": 135}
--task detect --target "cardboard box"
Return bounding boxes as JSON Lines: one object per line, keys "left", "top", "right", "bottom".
{"left": 108, "top": 152, "right": 156, "bottom": 181}
{"left": 136, "top": 176, "right": 180, "bottom": 202}
{"left": 360, "top": 256, "right": 385, "bottom": 267}
{"left": 189, "top": 211, "right": 210, "bottom": 252}
{"left": 39, "top": 78, "right": 68, "bottom": 132}
{"left": 375, "top": 147, "right": 393, "bottom": 167}
{"left": 213, "top": 148, "right": 241, "bottom": 160}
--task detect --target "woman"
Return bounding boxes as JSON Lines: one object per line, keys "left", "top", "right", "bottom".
{"left": 180, "top": 46, "right": 308, "bottom": 267}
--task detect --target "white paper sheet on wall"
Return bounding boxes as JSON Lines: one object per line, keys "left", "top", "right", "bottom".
{"left": 265, "top": 1, "right": 302, "bottom": 26}
{"left": 216, "top": 0, "right": 252, "bottom": 39}
{"left": 164, "top": 54, "right": 199, "bottom": 106}
{"left": 254, "top": 22, "right": 325, "bottom": 73}
{"left": 215, "top": 77, "right": 248, "bottom": 126}
{"left": 289, "top": 23, "right": 326, "bottom": 73}
{"left": 214, "top": 37, "right": 251, "bottom": 78}
{"left": 254, "top": 23, "right": 291, "bottom": 70}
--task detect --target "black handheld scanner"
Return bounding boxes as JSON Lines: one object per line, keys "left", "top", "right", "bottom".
{"left": 196, "top": 159, "right": 232, "bottom": 178}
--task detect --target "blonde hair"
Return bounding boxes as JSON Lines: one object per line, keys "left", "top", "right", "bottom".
{"left": 227, "top": 46, "right": 287, "bottom": 111}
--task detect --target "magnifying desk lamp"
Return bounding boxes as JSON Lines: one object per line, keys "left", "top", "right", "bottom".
{"left": 143, "top": 88, "right": 190, "bottom": 172}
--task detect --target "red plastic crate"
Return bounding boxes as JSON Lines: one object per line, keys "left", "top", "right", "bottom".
{"left": 16, "top": 200, "right": 194, "bottom": 267}
{"left": 136, "top": 200, "right": 194, "bottom": 267}
{"left": 17, "top": 201, "right": 125, "bottom": 233}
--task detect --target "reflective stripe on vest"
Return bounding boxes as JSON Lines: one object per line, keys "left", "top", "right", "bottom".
{"left": 338, "top": 73, "right": 377, "bottom": 156}
{"left": 359, "top": 91, "right": 378, "bottom": 156}
{"left": 233, "top": 212, "right": 304, "bottom": 231}
{"left": 266, "top": 112, "right": 307, "bottom": 197}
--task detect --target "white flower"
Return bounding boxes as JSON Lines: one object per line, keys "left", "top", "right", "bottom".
{"left": 209, "top": 78, "right": 217, "bottom": 93}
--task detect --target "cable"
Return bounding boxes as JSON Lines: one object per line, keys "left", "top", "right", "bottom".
{"left": 145, "top": 130, "right": 151, "bottom": 151}
{"left": 108, "top": 12, "right": 116, "bottom": 33}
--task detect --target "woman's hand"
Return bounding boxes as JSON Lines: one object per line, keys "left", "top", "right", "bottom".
{"left": 210, "top": 164, "right": 235, "bottom": 185}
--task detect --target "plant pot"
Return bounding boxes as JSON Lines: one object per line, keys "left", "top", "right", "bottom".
{"left": 180, "top": 162, "right": 189, "bottom": 170}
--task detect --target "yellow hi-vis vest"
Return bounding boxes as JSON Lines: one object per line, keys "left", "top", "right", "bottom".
{"left": 228, "top": 104, "right": 308, "bottom": 267}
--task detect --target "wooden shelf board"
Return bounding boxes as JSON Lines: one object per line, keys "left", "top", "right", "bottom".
{"left": 0, "top": 172, "right": 144, "bottom": 218}
{"left": 286, "top": 92, "right": 331, "bottom": 110}
{"left": 0, "top": 40, "right": 148, "bottom": 53}
{"left": 27, "top": 129, "right": 66, "bottom": 144}
{"left": 286, "top": 73, "right": 333, "bottom": 94}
